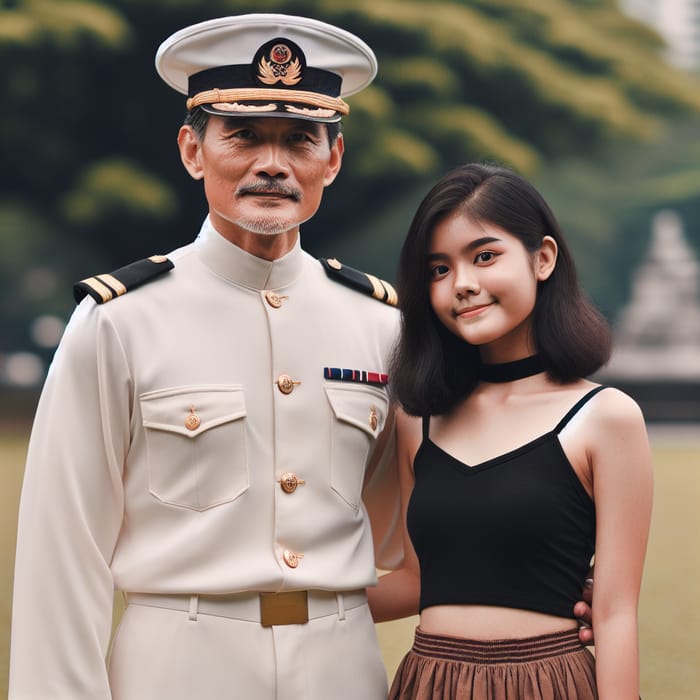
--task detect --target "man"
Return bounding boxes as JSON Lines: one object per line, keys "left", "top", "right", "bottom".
{"left": 10, "top": 14, "right": 593, "bottom": 700}
{"left": 10, "top": 14, "right": 401, "bottom": 700}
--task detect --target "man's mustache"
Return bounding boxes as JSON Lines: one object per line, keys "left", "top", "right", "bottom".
{"left": 237, "top": 181, "right": 301, "bottom": 201}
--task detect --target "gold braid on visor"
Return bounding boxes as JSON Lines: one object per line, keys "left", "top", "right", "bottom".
{"left": 187, "top": 88, "right": 350, "bottom": 114}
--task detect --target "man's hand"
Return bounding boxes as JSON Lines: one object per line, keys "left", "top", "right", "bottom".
{"left": 573, "top": 577, "right": 594, "bottom": 645}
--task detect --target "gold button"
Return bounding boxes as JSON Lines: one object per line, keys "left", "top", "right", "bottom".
{"left": 327, "top": 258, "right": 342, "bottom": 270}
{"left": 265, "top": 291, "right": 282, "bottom": 308}
{"left": 265, "top": 291, "right": 288, "bottom": 309}
{"left": 277, "top": 374, "right": 300, "bottom": 395}
{"left": 283, "top": 549, "right": 302, "bottom": 568}
{"left": 369, "top": 406, "right": 378, "bottom": 431}
{"left": 185, "top": 407, "right": 201, "bottom": 431}
{"left": 279, "top": 472, "right": 305, "bottom": 494}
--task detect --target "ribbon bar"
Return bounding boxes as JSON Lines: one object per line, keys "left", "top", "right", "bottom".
{"left": 323, "top": 368, "right": 388, "bottom": 386}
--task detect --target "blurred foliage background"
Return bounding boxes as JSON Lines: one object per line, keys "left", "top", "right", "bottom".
{"left": 2, "top": 0, "right": 700, "bottom": 382}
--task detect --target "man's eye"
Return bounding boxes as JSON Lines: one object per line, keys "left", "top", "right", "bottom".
{"left": 289, "top": 132, "right": 314, "bottom": 143}
{"left": 228, "top": 129, "right": 255, "bottom": 140}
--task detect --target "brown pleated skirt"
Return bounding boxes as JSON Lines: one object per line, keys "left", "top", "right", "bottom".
{"left": 388, "top": 627, "right": 597, "bottom": 700}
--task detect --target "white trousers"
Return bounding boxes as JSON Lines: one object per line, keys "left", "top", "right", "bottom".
{"left": 108, "top": 598, "right": 388, "bottom": 699}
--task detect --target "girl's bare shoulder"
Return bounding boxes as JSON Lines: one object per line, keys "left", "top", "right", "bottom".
{"left": 575, "top": 385, "right": 650, "bottom": 465}
{"left": 587, "top": 384, "right": 646, "bottom": 431}
{"left": 396, "top": 408, "right": 422, "bottom": 438}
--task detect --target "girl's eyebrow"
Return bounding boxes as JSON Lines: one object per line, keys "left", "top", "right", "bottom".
{"left": 426, "top": 236, "right": 503, "bottom": 261}
{"left": 465, "top": 235, "right": 502, "bottom": 250}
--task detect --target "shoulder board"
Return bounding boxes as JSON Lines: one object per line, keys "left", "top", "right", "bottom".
{"left": 320, "top": 258, "right": 397, "bottom": 307}
{"left": 73, "top": 255, "right": 174, "bottom": 305}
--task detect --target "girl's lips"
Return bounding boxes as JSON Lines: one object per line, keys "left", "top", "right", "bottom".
{"left": 455, "top": 303, "right": 491, "bottom": 318}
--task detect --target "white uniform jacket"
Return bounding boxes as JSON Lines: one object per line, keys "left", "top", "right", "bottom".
{"left": 10, "top": 219, "right": 402, "bottom": 699}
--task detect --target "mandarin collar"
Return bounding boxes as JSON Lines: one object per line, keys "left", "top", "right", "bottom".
{"left": 193, "top": 217, "right": 304, "bottom": 291}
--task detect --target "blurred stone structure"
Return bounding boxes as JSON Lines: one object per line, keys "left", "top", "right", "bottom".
{"left": 622, "top": 0, "right": 700, "bottom": 69}
{"left": 599, "top": 210, "right": 700, "bottom": 421}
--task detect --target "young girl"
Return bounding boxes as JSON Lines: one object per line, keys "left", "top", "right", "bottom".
{"left": 370, "top": 164, "right": 653, "bottom": 699}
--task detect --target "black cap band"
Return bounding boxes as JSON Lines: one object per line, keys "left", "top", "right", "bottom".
{"left": 188, "top": 63, "right": 342, "bottom": 99}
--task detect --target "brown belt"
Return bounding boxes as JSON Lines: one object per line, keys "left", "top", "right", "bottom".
{"left": 126, "top": 589, "right": 367, "bottom": 627}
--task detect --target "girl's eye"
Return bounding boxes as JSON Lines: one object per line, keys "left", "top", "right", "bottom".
{"left": 475, "top": 251, "right": 496, "bottom": 264}
{"left": 430, "top": 264, "right": 450, "bottom": 278}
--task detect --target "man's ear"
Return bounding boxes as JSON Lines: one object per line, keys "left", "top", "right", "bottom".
{"left": 536, "top": 235, "right": 558, "bottom": 281}
{"left": 177, "top": 125, "right": 204, "bottom": 181}
{"left": 323, "top": 133, "right": 344, "bottom": 187}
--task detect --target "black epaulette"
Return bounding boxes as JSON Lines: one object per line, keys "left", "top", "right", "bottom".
{"left": 73, "top": 255, "right": 174, "bottom": 305}
{"left": 320, "top": 258, "right": 398, "bottom": 307}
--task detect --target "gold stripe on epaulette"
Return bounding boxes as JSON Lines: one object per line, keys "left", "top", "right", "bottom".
{"left": 98, "top": 274, "right": 127, "bottom": 297}
{"left": 365, "top": 273, "right": 387, "bottom": 303}
{"left": 81, "top": 277, "right": 113, "bottom": 303}
{"left": 381, "top": 279, "right": 398, "bottom": 307}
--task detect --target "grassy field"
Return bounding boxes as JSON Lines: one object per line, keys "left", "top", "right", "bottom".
{"left": 2, "top": 427, "right": 699, "bottom": 699}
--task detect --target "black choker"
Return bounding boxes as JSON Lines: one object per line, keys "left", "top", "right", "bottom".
{"left": 477, "top": 355, "right": 544, "bottom": 383}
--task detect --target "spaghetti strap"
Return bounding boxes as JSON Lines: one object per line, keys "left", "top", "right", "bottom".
{"left": 554, "top": 385, "right": 608, "bottom": 434}
{"left": 422, "top": 415, "right": 431, "bottom": 441}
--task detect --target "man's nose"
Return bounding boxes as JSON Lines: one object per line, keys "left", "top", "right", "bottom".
{"left": 254, "top": 143, "right": 290, "bottom": 179}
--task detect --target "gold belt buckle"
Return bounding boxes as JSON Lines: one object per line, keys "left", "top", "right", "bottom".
{"left": 260, "top": 591, "right": 309, "bottom": 627}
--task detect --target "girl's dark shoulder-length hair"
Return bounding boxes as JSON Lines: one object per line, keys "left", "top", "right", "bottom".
{"left": 389, "top": 162, "right": 612, "bottom": 417}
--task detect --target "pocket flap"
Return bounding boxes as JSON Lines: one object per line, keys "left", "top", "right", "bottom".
{"left": 140, "top": 385, "right": 246, "bottom": 438}
{"left": 324, "top": 384, "right": 389, "bottom": 437}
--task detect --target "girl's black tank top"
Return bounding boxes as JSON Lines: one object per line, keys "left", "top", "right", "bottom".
{"left": 407, "top": 386, "right": 604, "bottom": 617}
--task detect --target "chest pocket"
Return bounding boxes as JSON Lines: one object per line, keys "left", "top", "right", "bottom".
{"left": 140, "top": 385, "right": 249, "bottom": 511}
{"left": 325, "top": 384, "right": 389, "bottom": 509}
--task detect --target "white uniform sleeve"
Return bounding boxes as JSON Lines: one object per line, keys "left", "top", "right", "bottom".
{"left": 362, "top": 406, "right": 403, "bottom": 570}
{"left": 10, "top": 301, "right": 129, "bottom": 700}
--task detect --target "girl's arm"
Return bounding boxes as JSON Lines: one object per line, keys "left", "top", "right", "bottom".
{"left": 367, "top": 408, "right": 422, "bottom": 622}
{"left": 589, "top": 389, "right": 653, "bottom": 700}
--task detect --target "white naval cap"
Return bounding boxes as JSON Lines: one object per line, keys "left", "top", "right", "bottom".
{"left": 155, "top": 13, "right": 378, "bottom": 123}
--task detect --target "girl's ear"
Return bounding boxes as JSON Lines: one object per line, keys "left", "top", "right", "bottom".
{"left": 536, "top": 236, "right": 558, "bottom": 281}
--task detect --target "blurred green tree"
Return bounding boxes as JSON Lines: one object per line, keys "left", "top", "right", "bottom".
{"left": 1, "top": 0, "right": 699, "bottom": 366}
{"left": 533, "top": 118, "right": 700, "bottom": 319}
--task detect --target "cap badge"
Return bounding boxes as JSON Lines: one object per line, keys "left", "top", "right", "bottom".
{"left": 256, "top": 39, "right": 303, "bottom": 86}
